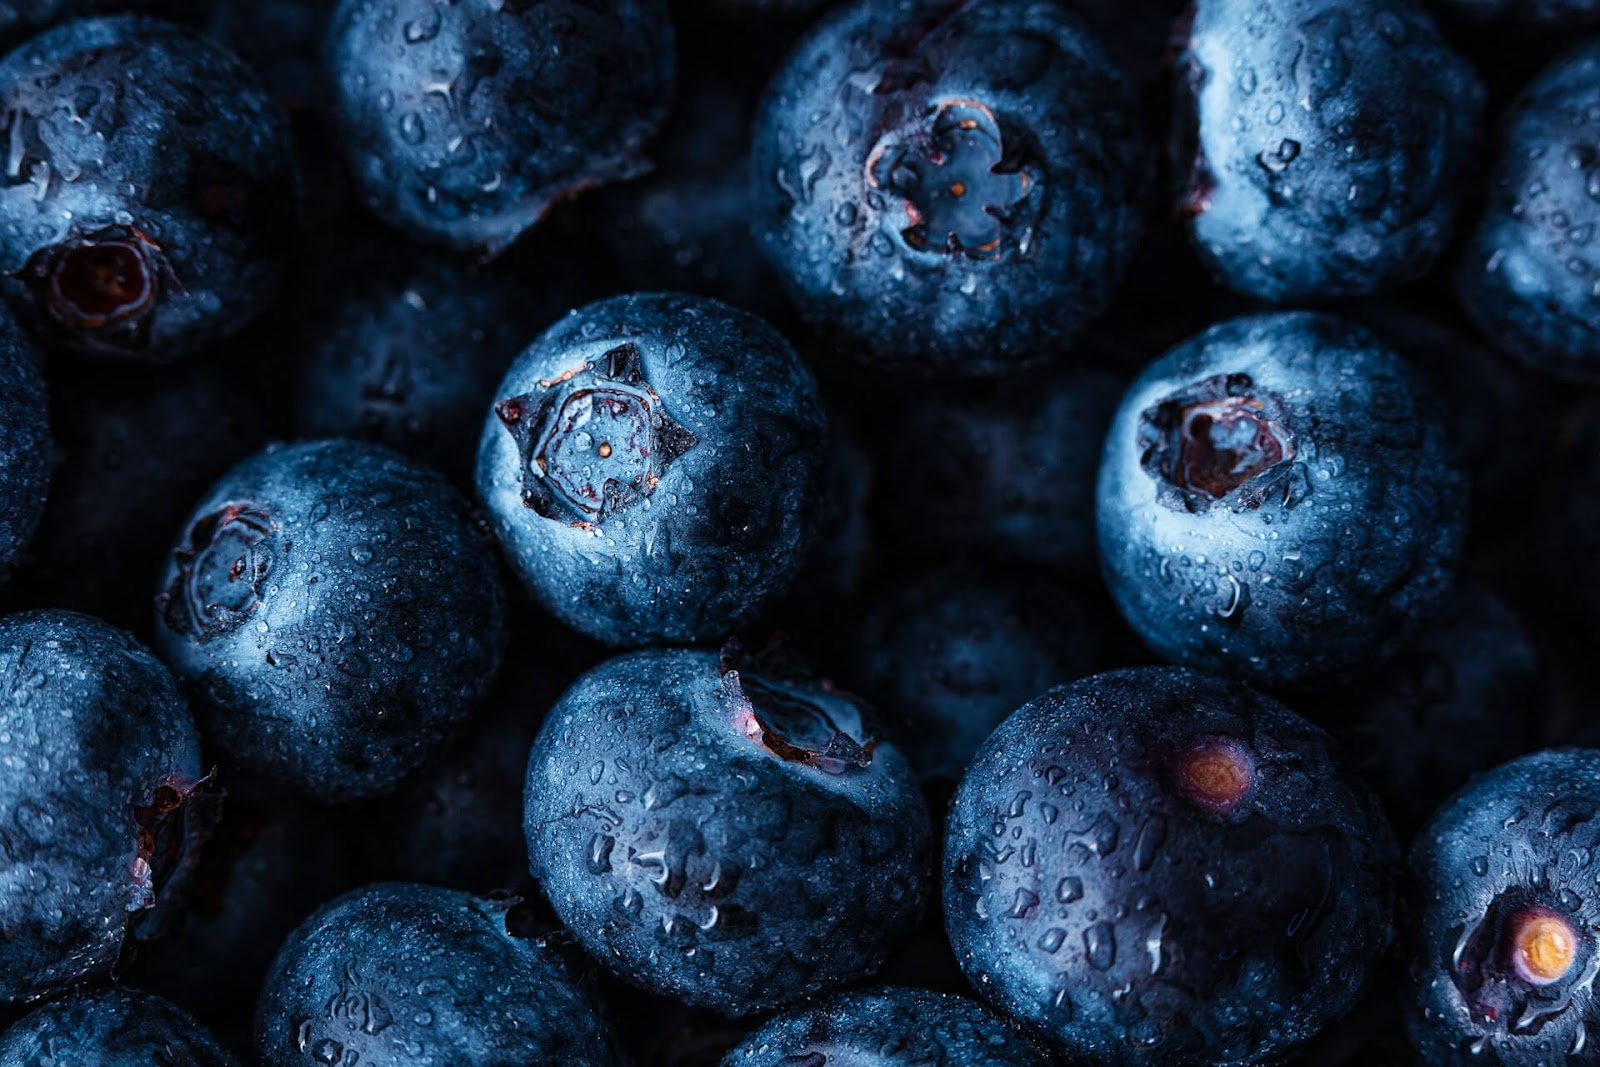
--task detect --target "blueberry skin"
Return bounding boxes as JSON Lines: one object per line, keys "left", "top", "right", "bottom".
{"left": 0, "top": 988, "right": 237, "bottom": 1066}
{"left": 1096, "top": 312, "right": 1466, "bottom": 687}
{"left": 0, "top": 317, "right": 48, "bottom": 589}
{"left": 880, "top": 364, "right": 1125, "bottom": 577}
{"left": 0, "top": 610, "right": 207, "bottom": 1001}
{"left": 256, "top": 882, "right": 625, "bottom": 1067}
{"left": 327, "top": 0, "right": 675, "bottom": 256}
{"left": 1407, "top": 749, "right": 1600, "bottom": 1067}
{"left": 1456, "top": 42, "right": 1600, "bottom": 382}
{"left": 477, "top": 293, "right": 826, "bottom": 647}
{"left": 154, "top": 439, "right": 507, "bottom": 802}
{"left": 294, "top": 248, "right": 561, "bottom": 485}
{"left": 524, "top": 648, "right": 932, "bottom": 1015}
{"left": 0, "top": 16, "right": 295, "bottom": 360}
{"left": 1304, "top": 582, "right": 1543, "bottom": 841}
{"left": 849, "top": 563, "right": 1097, "bottom": 783}
{"left": 1433, "top": 0, "right": 1600, "bottom": 30}
{"left": 722, "top": 986, "right": 1053, "bottom": 1067}
{"left": 1175, "top": 0, "right": 1482, "bottom": 303}
{"left": 751, "top": 0, "right": 1145, "bottom": 375}
{"left": 945, "top": 667, "right": 1398, "bottom": 1066}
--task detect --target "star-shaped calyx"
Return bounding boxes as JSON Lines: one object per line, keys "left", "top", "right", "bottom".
{"left": 495, "top": 342, "right": 698, "bottom": 527}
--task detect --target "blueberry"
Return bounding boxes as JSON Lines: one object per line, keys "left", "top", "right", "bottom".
{"left": 0, "top": 317, "right": 48, "bottom": 590}
{"left": 1456, "top": 42, "right": 1600, "bottom": 382}
{"left": 880, "top": 364, "right": 1125, "bottom": 577}
{"left": 1304, "top": 582, "right": 1544, "bottom": 841}
{"left": 1096, "top": 312, "right": 1466, "bottom": 687}
{"left": 6, "top": 355, "right": 268, "bottom": 636}
{"left": 327, "top": 0, "right": 675, "bottom": 256}
{"left": 256, "top": 882, "right": 625, "bottom": 1067}
{"left": 294, "top": 245, "right": 567, "bottom": 485}
{"left": 848, "top": 562, "right": 1097, "bottom": 784}
{"left": 1407, "top": 748, "right": 1600, "bottom": 1066}
{"left": 153, "top": 439, "right": 507, "bottom": 801}
{"left": 722, "top": 986, "right": 1053, "bottom": 1067}
{"left": 0, "top": 988, "right": 237, "bottom": 1066}
{"left": 944, "top": 667, "right": 1398, "bottom": 1066}
{"left": 476, "top": 293, "right": 825, "bottom": 647}
{"left": 0, "top": 16, "right": 296, "bottom": 360}
{"left": 524, "top": 646, "right": 931, "bottom": 1014}
{"left": 0, "top": 609, "right": 210, "bottom": 1001}
{"left": 1174, "top": 0, "right": 1483, "bottom": 303}
{"left": 750, "top": 0, "right": 1145, "bottom": 375}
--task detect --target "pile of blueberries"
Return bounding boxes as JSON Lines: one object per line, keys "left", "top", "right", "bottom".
{"left": 1, "top": 0, "right": 1599, "bottom": 1064}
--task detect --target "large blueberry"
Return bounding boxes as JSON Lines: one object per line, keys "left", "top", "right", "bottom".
{"left": 1304, "top": 582, "right": 1543, "bottom": 841}
{"left": 750, "top": 0, "right": 1145, "bottom": 374}
{"left": 0, "top": 315, "right": 48, "bottom": 589}
{"left": 1456, "top": 42, "right": 1600, "bottom": 382}
{"left": 476, "top": 293, "right": 825, "bottom": 647}
{"left": 294, "top": 245, "right": 566, "bottom": 485}
{"left": 1096, "top": 312, "right": 1466, "bottom": 687}
{"left": 0, "top": 988, "right": 237, "bottom": 1066}
{"left": 8, "top": 354, "right": 268, "bottom": 635}
{"left": 524, "top": 647, "right": 931, "bottom": 1015}
{"left": 849, "top": 562, "right": 1096, "bottom": 784}
{"left": 0, "top": 610, "right": 210, "bottom": 1001}
{"left": 880, "top": 363, "right": 1125, "bottom": 577}
{"left": 945, "top": 667, "right": 1397, "bottom": 1066}
{"left": 1407, "top": 749, "right": 1600, "bottom": 1066}
{"left": 327, "top": 0, "right": 675, "bottom": 256}
{"left": 723, "top": 986, "right": 1052, "bottom": 1067}
{"left": 0, "top": 16, "right": 295, "bottom": 359}
{"left": 1174, "top": 0, "right": 1482, "bottom": 303}
{"left": 256, "top": 882, "right": 625, "bottom": 1067}
{"left": 154, "top": 439, "right": 507, "bottom": 801}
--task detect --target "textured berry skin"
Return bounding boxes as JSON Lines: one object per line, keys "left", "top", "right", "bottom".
{"left": 1456, "top": 42, "right": 1600, "bottom": 382}
{"left": 1305, "top": 582, "right": 1542, "bottom": 841}
{"left": 880, "top": 365, "right": 1124, "bottom": 577}
{"left": 0, "top": 16, "right": 295, "bottom": 359}
{"left": 722, "top": 986, "right": 1053, "bottom": 1067}
{"left": 0, "top": 318, "right": 48, "bottom": 589}
{"left": 476, "top": 293, "right": 825, "bottom": 647}
{"left": 153, "top": 439, "right": 507, "bottom": 802}
{"left": 294, "top": 248, "right": 563, "bottom": 484}
{"left": 1096, "top": 312, "right": 1466, "bottom": 687}
{"left": 256, "top": 882, "right": 625, "bottom": 1067}
{"left": 327, "top": 0, "right": 675, "bottom": 256}
{"left": 0, "top": 988, "right": 238, "bottom": 1066}
{"left": 1175, "top": 0, "right": 1482, "bottom": 303}
{"left": 944, "top": 667, "right": 1398, "bottom": 1067}
{"left": 0, "top": 610, "right": 208, "bottom": 1002}
{"left": 1408, "top": 749, "right": 1600, "bottom": 1067}
{"left": 9, "top": 356, "right": 268, "bottom": 636}
{"left": 849, "top": 563, "right": 1096, "bottom": 784}
{"left": 524, "top": 648, "right": 931, "bottom": 1015}
{"left": 750, "top": 0, "right": 1145, "bottom": 375}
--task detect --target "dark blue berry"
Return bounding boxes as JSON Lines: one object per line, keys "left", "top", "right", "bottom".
{"left": 1096, "top": 312, "right": 1466, "bottom": 687}
{"left": 722, "top": 986, "right": 1053, "bottom": 1067}
{"left": 1407, "top": 749, "right": 1600, "bottom": 1066}
{"left": 751, "top": 0, "right": 1145, "bottom": 374}
{"left": 1456, "top": 41, "right": 1600, "bottom": 382}
{"left": 327, "top": 0, "right": 675, "bottom": 256}
{"left": 154, "top": 439, "right": 507, "bottom": 801}
{"left": 0, "top": 988, "right": 237, "bottom": 1066}
{"left": 476, "top": 292, "right": 825, "bottom": 647}
{"left": 0, "top": 16, "right": 296, "bottom": 359}
{"left": 1175, "top": 0, "right": 1483, "bottom": 302}
{"left": 0, "top": 609, "right": 209, "bottom": 1001}
{"left": 945, "top": 667, "right": 1397, "bottom": 1066}
{"left": 524, "top": 646, "right": 931, "bottom": 1015}
{"left": 256, "top": 882, "right": 625, "bottom": 1067}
